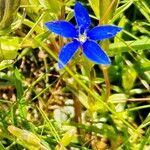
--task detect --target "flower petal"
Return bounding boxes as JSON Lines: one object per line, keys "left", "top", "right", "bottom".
{"left": 82, "top": 40, "right": 111, "bottom": 64}
{"left": 45, "top": 21, "right": 78, "bottom": 38}
{"left": 58, "top": 40, "right": 80, "bottom": 69}
{"left": 74, "top": 2, "right": 91, "bottom": 31}
{"left": 87, "top": 25, "right": 122, "bottom": 40}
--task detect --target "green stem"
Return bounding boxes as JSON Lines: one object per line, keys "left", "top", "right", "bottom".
{"left": 20, "top": 12, "right": 45, "bottom": 45}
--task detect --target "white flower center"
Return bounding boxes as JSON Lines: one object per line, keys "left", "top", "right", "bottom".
{"left": 79, "top": 34, "right": 87, "bottom": 43}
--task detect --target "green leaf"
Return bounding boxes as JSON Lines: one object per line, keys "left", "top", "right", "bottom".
{"left": 109, "top": 39, "right": 150, "bottom": 56}
{"left": 8, "top": 125, "right": 50, "bottom": 150}
{"left": 114, "top": 15, "right": 126, "bottom": 42}
{"left": 20, "top": 0, "right": 40, "bottom": 20}
{"left": 13, "top": 68, "right": 27, "bottom": 118}
{"left": 0, "top": 142, "right": 6, "bottom": 150}
{"left": 108, "top": 94, "right": 127, "bottom": 103}
{"left": 89, "top": 0, "right": 100, "bottom": 18}
{"left": 99, "top": 0, "right": 119, "bottom": 21}
{"left": 134, "top": 0, "right": 150, "bottom": 23}
{"left": 69, "top": 87, "right": 89, "bottom": 109}
{"left": 66, "top": 11, "right": 74, "bottom": 22}
{"left": 122, "top": 66, "right": 137, "bottom": 91}
{"left": 56, "top": 129, "right": 76, "bottom": 149}
{"left": 0, "top": 60, "right": 13, "bottom": 71}
{"left": 110, "top": 1, "right": 133, "bottom": 23}
{"left": 39, "top": 0, "right": 62, "bottom": 14}
{"left": 0, "top": 36, "right": 20, "bottom": 61}
{"left": 0, "top": 0, "right": 20, "bottom": 32}
{"left": 139, "top": 127, "right": 150, "bottom": 150}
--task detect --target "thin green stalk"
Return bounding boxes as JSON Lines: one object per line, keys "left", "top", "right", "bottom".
{"left": 38, "top": 107, "right": 61, "bottom": 142}
{"left": 32, "top": 83, "right": 52, "bottom": 101}
{"left": 127, "top": 104, "right": 150, "bottom": 112}
{"left": 24, "top": 73, "right": 46, "bottom": 96}
{"left": 20, "top": 12, "right": 45, "bottom": 45}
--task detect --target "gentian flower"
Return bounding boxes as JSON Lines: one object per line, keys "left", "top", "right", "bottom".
{"left": 45, "top": 2, "right": 122, "bottom": 69}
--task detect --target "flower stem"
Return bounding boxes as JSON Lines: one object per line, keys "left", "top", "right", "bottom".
{"left": 101, "top": 65, "right": 111, "bottom": 101}
{"left": 73, "top": 96, "right": 82, "bottom": 137}
{"left": 99, "top": 0, "right": 117, "bottom": 101}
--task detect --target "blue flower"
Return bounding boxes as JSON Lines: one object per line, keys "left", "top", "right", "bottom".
{"left": 45, "top": 2, "right": 122, "bottom": 69}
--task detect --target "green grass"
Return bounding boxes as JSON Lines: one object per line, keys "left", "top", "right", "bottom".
{"left": 0, "top": 0, "right": 150, "bottom": 149}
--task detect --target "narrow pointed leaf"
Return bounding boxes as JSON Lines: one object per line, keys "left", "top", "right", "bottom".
{"left": 74, "top": 2, "right": 91, "bottom": 30}
{"left": 82, "top": 40, "right": 111, "bottom": 64}
{"left": 45, "top": 21, "right": 78, "bottom": 38}
{"left": 87, "top": 25, "right": 122, "bottom": 40}
{"left": 58, "top": 40, "right": 80, "bottom": 69}
{"left": 88, "top": 0, "right": 100, "bottom": 18}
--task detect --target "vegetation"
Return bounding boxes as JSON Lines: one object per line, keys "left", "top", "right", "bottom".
{"left": 0, "top": 0, "right": 150, "bottom": 149}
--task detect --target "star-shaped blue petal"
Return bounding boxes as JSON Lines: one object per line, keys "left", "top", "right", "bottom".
{"left": 87, "top": 26, "right": 122, "bottom": 41}
{"left": 82, "top": 40, "right": 111, "bottom": 64}
{"left": 45, "top": 21, "right": 78, "bottom": 38}
{"left": 58, "top": 40, "right": 80, "bottom": 69}
{"left": 45, "top": 2, "right": 122, "bottom": 69}
{"left": 74, "top": 2, "right": 91, "bottom": 31}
